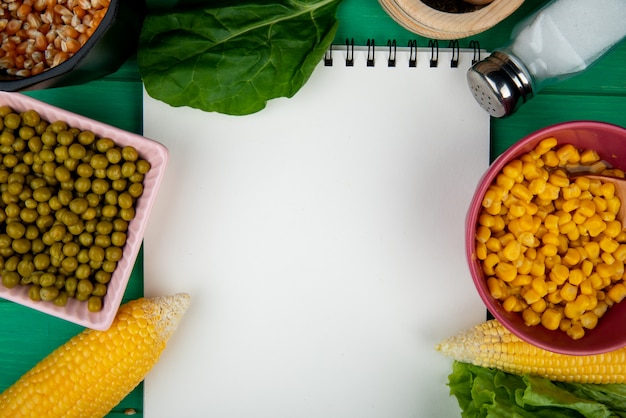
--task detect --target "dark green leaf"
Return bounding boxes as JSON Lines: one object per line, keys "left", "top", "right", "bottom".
{"left": 138, "top": 0, "right": 342, "bottom": 115}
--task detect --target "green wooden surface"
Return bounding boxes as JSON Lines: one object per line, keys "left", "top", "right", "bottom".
{"left": 1, "top": 0, "right": 625, "bottom": 416}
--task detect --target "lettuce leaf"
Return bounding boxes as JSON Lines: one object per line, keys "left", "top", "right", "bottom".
{"left": 138, "top": 0, "right": 342, "bottom": 115}
{"left": 448, "top": 361, "right": 626, "bottom": 418}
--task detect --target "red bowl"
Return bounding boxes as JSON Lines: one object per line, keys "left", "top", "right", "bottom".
{"left": 467, "top": 121, "right": 626, "bottom": 355}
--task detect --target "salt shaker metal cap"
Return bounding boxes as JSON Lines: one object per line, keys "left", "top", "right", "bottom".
{"left": 466, "top": 51, "right": 533, "bottom": 118}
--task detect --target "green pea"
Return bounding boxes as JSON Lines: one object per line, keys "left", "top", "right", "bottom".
{"left": 76, "top": 278, "right": 93, "bottom": 295}
{"left": 39, "top": 272, "right": 57, "bottom": 287}
{"left": 117, "top": 192, "right": 133, "bottom": 209}
{"left": 2, "top": 271, "right": 20, "bottom": 288}
{"left": 35, "top": 214, "right": 54, "bottom": 230}
{"left": 121, "top": 146, "right": 138, "bottom": 162}
{"left": 106, "top": 164, "right": 121, "bottom": 181}
{"left": 3, "top": 154, "right": 18, "bottom": 168}
{"left": 12, "top": 238, "right": 31, "bottom": 254}
{"left": 40, "top": 285, "right": 59, "bottom": 301}
{"left": 111, "top": 178, "right": 127, "bottom": 192}
{"left": 21, "top": 110, "right": 40, "bottom": 127}
{"left": 77, "top": 248, "right": 90, "bottom": 264}
{"left": 60, "top": 256, "right": 77, "bottom": 273}
{"left": 56, "top": 130, "right": 74, "bottom": 146}
{"left": 48, "top": 120, "right": 67, "bottom": 133}
{"left": 112, "top": 219, "right": 128, "bottom": 232}
{"left": 76, "top": 162, "right": 93, "bottom": 178}
{"left": 91, "top": 178, "right": 109, "bottom": 195}
{"left": 62, "top": 242, "right": 80, "bottom": 257}
{"left": 30, "top": 238, "right": 44, "bottom": 254}
{"left": 77, "top": 130, "right": 95, "bottom": 145}
{"left": 92, "top": 283, "right": 107, "bottom": 297}
{"left": 75, "top": 263, "right": 91, "bottom": 280}
{"left": 87, "top": 295, "right": 103, "bottom": 312}
{"left": 111, "top": 231, "right": 127, "bottom": 247}
{"left": 106, "top": 148, "right": 122, "bottom": 164}
{"left": 64, "top": 277, "right": 77, "bottom": 294}
{"left": 20, "top": 208, "right": 38, "bottom": 224}
{"left": 90, "top": 154, "right": 108, "bottom": 170}
{"left": 19, "top": 126, "right": 35, "bottom": 140}
{"left": 121, "top": 161, "right": 136, "bottom": 178}
{"left": 54, "top": 145, "right": 69, "bottom": 161}
{"left": 96, "top": 138, "right": 115, "bottom": 153}
{"left": 24, "top": 224, "right": 39, "bottom": 240}
{"left": 105, "top": 246, "right": 122, "bottom": 262}
{"left": 88, "top": 246, "right": 105, "bottom": 263}
{"left": 28, "top": 136, "right": 43, "bottom": 153}
{"left": 74, "top": 177, "right": 91, "bottom": 194}
{"left": 28, "top": 284, "right": 41, "bottom": 301}
{"left": 6, "top": 222, "right": 25, "bottom": 239}
{"left": 101, "top": 205, "right": 118, "bottom": 218}
{"left": 54, "top": 165, "right": 71, "bottom": 182}
{"left": 102, "top": 260, "right": 116, "bottom": 273}
{"left": 33, "top": 253, "right": 50, "bottom": 270}
{"left": 94, "top": 234, "right": 111, "bottom": 248}
{"left": 4, "top": 113, "right": 21, "bottom": 130}
{"left": 53, "top": 291, "right": 68, "bottom": 307}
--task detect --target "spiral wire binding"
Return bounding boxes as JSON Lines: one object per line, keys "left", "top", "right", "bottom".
{"left": 428, "top": 40, "right": 439, "bottom": 67}
{"left": 366, "top": 39, "right": 375, "bottom": 67}
{"left": 323, "top": 38, "right": 479, "bottom": 69}
{"left": 387, "top": 40, "right": 397, "bottom": 68}
{"left": 345, "top": 38, "right": 354, "bottom": 67}
{"left": 469, "top": 40, "right": 481, "bottom": 64}
{"left": 408, "top": 40, "right": 417, "bottom": 68}
{"left": 448, "top": 40, "right": 460, "bottom": 68}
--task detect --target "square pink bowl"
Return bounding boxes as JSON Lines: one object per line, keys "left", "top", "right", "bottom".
{"left": 0, "top": 92, "right": 168, "bottom": 330}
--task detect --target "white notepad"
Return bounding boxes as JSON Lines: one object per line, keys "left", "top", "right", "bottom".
{"left": 142, "top": 44, "right": 489, "bottom": 417}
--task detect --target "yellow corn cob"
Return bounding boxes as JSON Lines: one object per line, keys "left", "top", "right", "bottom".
{"left": 0, "top": 293, "right": 191, "bottom": 418}
{"left": 435, "top": 319, "right": 626, "bottom": 384}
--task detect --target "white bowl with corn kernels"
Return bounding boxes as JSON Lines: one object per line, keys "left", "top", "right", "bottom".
{"left": 467, "top": 121, "right": 626, "bottom": 355}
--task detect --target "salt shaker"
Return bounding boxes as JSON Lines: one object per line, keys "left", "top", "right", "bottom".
{"left": 467, "top": 0, "right": 626, "bottom": 118}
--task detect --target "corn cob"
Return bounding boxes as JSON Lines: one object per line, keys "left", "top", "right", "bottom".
{"left": 0, "top": 293, "right": 191, "bottom": 418}
{"left": 436, "top": 319, "right": 626, "bottom": 384}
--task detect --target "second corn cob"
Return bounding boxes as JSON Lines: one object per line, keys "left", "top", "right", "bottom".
{"left": 436, "top": 319, "right": 626, "bottom": 384}
{"left": 0, "top": 293, "right": 191, "bottom": 418}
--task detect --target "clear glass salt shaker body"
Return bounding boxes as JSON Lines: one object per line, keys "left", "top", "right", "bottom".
{"left": 467, "top": 0, "right": 626, "bottom": 118}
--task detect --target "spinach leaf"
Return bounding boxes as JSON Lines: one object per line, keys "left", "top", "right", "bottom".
{"left": 138, "top": 0, "right": 342, "bottom": 115}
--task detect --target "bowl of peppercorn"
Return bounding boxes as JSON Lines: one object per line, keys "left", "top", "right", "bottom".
{"left": 0, "top": 91, "right": 168, "bottom": 330}
{"left": 0, "top": 0, "right": 145, "bottom": 91}
{"left": 378, "top": 0, "right": 524, "bottom": 40}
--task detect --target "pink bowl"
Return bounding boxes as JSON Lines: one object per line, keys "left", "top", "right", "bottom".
{"left": 467, "top": 121, "right": 626, "bottom": 355}
{"left": 0, "top": 92, "right": 168, "bottom": 330}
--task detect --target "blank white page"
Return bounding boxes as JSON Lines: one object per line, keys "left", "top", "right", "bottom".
{"left": 142, "top": 45, "right": 489, "bottom": 417}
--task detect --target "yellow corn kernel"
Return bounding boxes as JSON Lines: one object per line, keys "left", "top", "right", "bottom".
{"left": 487, "top": 277, "right": 506, "bottom": 299}
{"left": 596, "top": 262, "right": 616, "bottom": 281}
{"left": 616, "top": 231, "right": 626, "bottom": 243}
{"left": 499, "top": 232, "right": 516, "bottom": 247}
{"left": 614, "top": 244, "right": 626, "bottom": 261}
{"left": 516, "top": 231, "right": 536, "bottom": 248}
{"left": 476, "top": 225, "right": 491, "bottom": 243}
{"left": 523, "top": 163, "right": 546, "bottom": 181}
{"left": 547, "top": 290, "right": 563, "bottom": 304}
{"left": 496, "top": 173, "right": 516, "bottom": 191}
{"left": 550, "top": 264, "right": 570, "bottom": 285}
{"left": 538, "top": 183, "right": 561, "bottom": 201}
{"left": 533, "top": 137, "right": 557, "bottom": 154}
{"left": 511, "top": 183, "right": 533, "bottom": 202}
{"left": 556, "top": 143, "right": 580, "bottom": 164}
{"left": 607, "top": 196, "right": 621, "bottom": 215}
{"left": 559, "top": 282, "right": 578, "bottom": 302}
{"left": 580, "top": 148, "right": 600, "bottom": 164}
{"left": 0, "top": 294, "right": 191, "bottom": 418}
{"left": 522, "top": 307, "right": 541, "bottom": 326}
{"left": 604, "top": 220, "right": 623, "bottom": 238}
{"left": 567, "top": 323, "right": 586, "bottom": 340}
{"left": 585, "top": 214, "right": 607, "bottom": 237}
{"left": 548, "top": 172, "right": 570, "bottom": 188}
{"left": 594, "top": 300, "right": 609, "bottom": 318}
{"left": 485, "top": 200, "right": 502, "bottom": 215}
{"left": 544, "top": 214, "right": 559, "bottom": 231}
{"left": 572, "top": 211, "right": 587, "bottom": 225}
{"left": 543, "top": 233, "right": 561, "bottom": 247}
{"left": 503, "top": 295, "right": 524, "bottom": 312}
{"left": 562, "top": 184, "right": 582, "bottom": 200}
{"left": 542, "top": 150, "right": 560, "bottom": 168}
{"left": 593, "top": 196, "right": 608, "bottom": 212}
{"left": 564, "top": 300, "right": 585, "bottom": 320}
{"left": 492, "top": 215, "right": 506, "bottom": 233}
{"left": 510, "top": 274, "right": 532, "bottom": 287}
{"left": 530, "top": 259, "right": 546, "bottom": 277}
{"left": 495, "top": 262, "right": 517, "bottom": 282}
{"left": 502, "top": 240, "right": 521, "bottom": 262}
{"left": 608, "top": 283, "right": 626, "bottom": 303}
{"left": 485, "top": 237, "right": 503, "bottom": 252}
{"left": 577, "top": 199, "right": 596, "bottom": 218}
{"left": 521, "top": 288, "right": 542, "bottom": 305}
{"left": 482, "top": 186, "right": 504, "bottom": 209}
{"left": 530, "top": 276, "right": 548, "bottom": 296}
{"left": 541, "top": 307, "right": 563, "bottom": 330}
{"left": 590, "top": 273, "right": 604, "bottom": 290}
{"left": 482, "top": 253, "right": 500, "bottom": 275}
{"left": 476, "top": 242, "right": 488, "bottom": 260}
{"left": 517, "top": 257, "right": 533, "bottom": 276}
{"left": 531, "top": 298, "right": 547, "bottom": 313}
{"left": 508, "top": 204, "right": 526, "bottom": 218}
{"left": 478, "top": 213, "right": 496, "bottom": 228}
{"left": 561, "top": 198, "right": 580, "bottom": 213}
{"left": 580, "top": 278, "right": 594, "bottom": 296}
{"left": 584, "top": 241, "right": 601, "bottom": 260}
{"left": 568, "top": 268, "right": 584, "bottom": 286}
{"left": 502, "top": 159, "right": 523, "bottom": 182}
{"left": 562, "top": 248, "right": 581, "bottom": 267}
{"left": 580, "top": 311, "right": 599, "bottom": 330}
{"left": 540, "top": 244, "right": 558, "bottom": 257}
{"left": 600, "top": 182, "right": 616, "bottom": 199}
